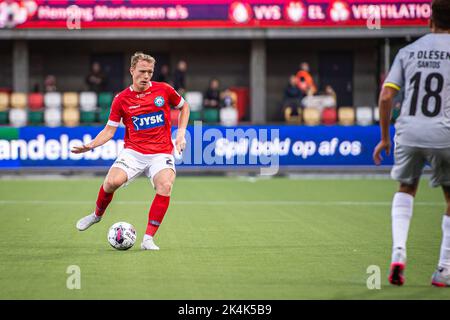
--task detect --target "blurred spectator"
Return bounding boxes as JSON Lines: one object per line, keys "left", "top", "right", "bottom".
{"left": 296, "top": 62, "right": 317, "bottom": 96}
{"left": 302, "top": 84, "right": 336, "bottom": 111}
{"left": 156, "top": 64, "right": 170, "bottom": 83}
{"left": 203, "top": 78, "right": 221, "bottom": 109}
{"left": 173, "top": 60, "right": 187, "bottom": 95}
{"left": 44, "top": 75, "right": 57, "bottom": 92}
{"left": 324, "top": 85, "right": 337, "bottom": 106}
{"left": 32, "top": 83, "right": 41, "bottom": 93}
{"left": 282, "top": 75, "right": 304, "bottom": 122}
{"left": 86, "top": 62, "right": 107, "bottom": 93}
{"left": 220, "top": 88, "right": 237, "bottom": 108}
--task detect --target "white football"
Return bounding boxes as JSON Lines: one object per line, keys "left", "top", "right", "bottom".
{"left": 107, "top": 222, "right": 137, "bottom": 250}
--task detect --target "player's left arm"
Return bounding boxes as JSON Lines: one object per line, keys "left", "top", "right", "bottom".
{"left": 167, "top": 84, "right": 190, "bottom": 154}
{"left": 175, "top": 101, "right": 190, "bottom": 154}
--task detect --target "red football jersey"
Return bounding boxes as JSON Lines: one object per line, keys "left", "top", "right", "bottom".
{"left": 107, "top": 81, "right": 184, "bottom": 155}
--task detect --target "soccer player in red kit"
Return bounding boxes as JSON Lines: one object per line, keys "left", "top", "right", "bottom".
{"left": 72, "top": 52, "right": 190, "bottom": 250}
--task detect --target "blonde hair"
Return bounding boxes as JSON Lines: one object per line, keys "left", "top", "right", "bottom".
{"left": 130, "top": 52, "right": 156, "bottom": 69}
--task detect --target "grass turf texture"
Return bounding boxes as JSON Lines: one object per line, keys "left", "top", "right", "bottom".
{"left": 0, "top": 177, "right": 448, "bottom": 300}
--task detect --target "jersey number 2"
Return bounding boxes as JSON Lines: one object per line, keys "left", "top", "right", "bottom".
{"left": 409, "top": 72, "right": 443, "bottom": 117}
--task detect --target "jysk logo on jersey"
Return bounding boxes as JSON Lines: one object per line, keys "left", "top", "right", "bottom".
{"left": 131, "top": 111, "right": 165, "bottom": 131}
{"left": 154, "top": 96, "right": 165, "bottom": 107}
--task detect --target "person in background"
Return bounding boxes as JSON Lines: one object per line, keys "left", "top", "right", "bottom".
{"left": 220, "top": 87, "right": 237, "bottom": 109}
{"left": 324, "top": 85, "right": 337, "bottom": 106}
{"left": 296, "top": 62, "right": 317, "bottom": 96}
{"left": 203, "top": 78, "right": 221, "bottom": 109}
{"left": 156, "top": 64, "right": 170, "bottom": 84}
{"left": 44, "top": 75, "right": 57, "bottom": 92}
{"left": 32, "top": 83, "right": 40, "bottom": 93}
{"left": 282, "top": 75, "right": 304, "bottom": 122}
{"left": 173, "top": 60, "right": 187, "bottom": 95}
{"left": 86, "top": 61, "right": 107, "bottom": 93}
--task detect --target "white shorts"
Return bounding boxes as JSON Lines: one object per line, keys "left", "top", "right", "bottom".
{"left": 391, "top": 144, "right": 450, "bottom": 188}
{"left": 111, "top": 148, "right": 176, "bottom": 188}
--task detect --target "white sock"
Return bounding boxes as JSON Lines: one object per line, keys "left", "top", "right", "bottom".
{"left": 391, "top": 192, "right": 414, "bottom": 251}
{"left": 143, "top": 234, "right": 153, "bottom": 241}
{"left": 438, "top": 215, "right": 450, "bottom": 272}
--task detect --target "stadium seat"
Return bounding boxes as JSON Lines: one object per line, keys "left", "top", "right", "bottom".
{"left": 203, "top": 108, "right": 219, "bottom": 123}
{"left": 220, "top": 107, "right": 238, "bottom": 126}
{"left": 9, "top": 108, "right": 27, "bottom": 127}
{"left": 63, "top": 108, "right": 80, "bottom": 127}
{"left": 189, "top": 111, "right": 202, "bottom": 123}
{"left": 62, "top": 92, "right": 79, "bottom": 109}
{"left": 356, "top": 106, "right": 373, "bottom": 126}
{"left": 322, "top": 107, "right": 337, "bottom": 125}
{"left": 185, "top": 91, "right": 203, "bottom": 112}
{"left": 44, "top": 92, "right": 62, "bottom": 109}
{"left": 171, "top": 108, "right": 180, "bottom": 127}
{"left": 10, "top": 93, "right": 27, "bottom": 109}
{"left": 79, "top": 92, "right": 97, "bottom": 112}
{"left": 0, "top": 92, "right": 9, "bottom": 111}
{"left": 28, "top": 111, "right": 44, "bottom": 125}
{"left": 80, "top": 111, "right": 97, "bottom": 124}
{"left": 303, "top": 107, "right": 321, "bottom": 126}
{"left": 98, "top": 109, "right": 110, "bottom": 124}
{"left": 44, "top": 108, "right": 62, "bottom": 127}
{"left": 373, "top": 106, "right": 380, "bottom": 122}
{"left": 338, "top": 107, "right": 355, "bottom": 126}
{"left": 284, "top": 106, "right": 302, "bottom": 125}
{"left": 98, "top": 92, "right": 114, "bottom": 110}
{"left": 0, "top": 111, "right": 8, "bottom": 124}
{"left": 28, "top": 93, "right": 44, "bottom": 110}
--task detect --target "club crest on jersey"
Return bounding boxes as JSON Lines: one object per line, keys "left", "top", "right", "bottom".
{"left": 131, "top": 111, "right": 165, "bottom": 131}
{"left": 154, "top": 96, "right": 165, "bottom": 107}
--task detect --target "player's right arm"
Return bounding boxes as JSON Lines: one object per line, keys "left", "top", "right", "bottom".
{"left": 71, "top": 125, "right": 118, "bottom": 154}
{"left": 373, "top": 86, "right": 398, "bottom": 165}
{"left": 373, "top": 50, "right": 404, "bottom": 165}
{"left": 71, "top": 94, "right": 123, "bottom": 154}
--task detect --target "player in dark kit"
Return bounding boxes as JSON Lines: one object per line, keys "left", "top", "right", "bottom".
{"left": 73, "top": 52, "right": 190, "bottom": 250}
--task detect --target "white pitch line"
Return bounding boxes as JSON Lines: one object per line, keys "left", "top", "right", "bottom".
{"left": 0, "top": 200, "right": 444, "bottom": 206}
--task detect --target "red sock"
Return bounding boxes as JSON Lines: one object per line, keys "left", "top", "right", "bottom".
{"left": 95, "top": 185, "right": 114, "bottom": 217}
{"left": 146, "top": 194, "right": 170, "bottom": 236}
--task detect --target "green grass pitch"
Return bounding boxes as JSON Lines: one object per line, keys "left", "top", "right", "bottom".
{"left": 0, "top": 176, "right": 448, "bottom": 299}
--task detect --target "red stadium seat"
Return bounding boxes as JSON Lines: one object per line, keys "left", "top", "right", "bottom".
{"left": 322, "top": 107, "right": 337, "bottom": 125}
{"left": 28, "top": 93, "right": 44, "bottom": 110}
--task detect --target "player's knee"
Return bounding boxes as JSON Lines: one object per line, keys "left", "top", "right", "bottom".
{"left": 104, "top": 176, "right": 124, "bottom": 192}
{"left": 156, "top": 180, "right": 173, "bottom": 196}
